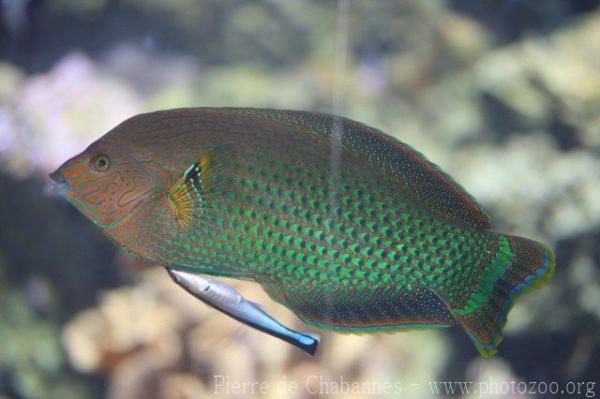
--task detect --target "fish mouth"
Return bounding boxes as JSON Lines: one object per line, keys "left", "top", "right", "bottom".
{"left": 49, "top": 169, "right": 66, "bottom": 184}
{"left": 48, "top": 168, "right": 72, "bottom": 198}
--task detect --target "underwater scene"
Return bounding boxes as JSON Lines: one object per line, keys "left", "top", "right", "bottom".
{"left": 1, "top": 1, "right": 599, "bottom": 398}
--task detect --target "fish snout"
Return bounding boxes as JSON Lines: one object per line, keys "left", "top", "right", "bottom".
{"left": 49, "top": 169, "right": 66, "bottom": 184}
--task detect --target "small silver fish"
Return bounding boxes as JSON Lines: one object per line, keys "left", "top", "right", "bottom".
{"left": 167, "top": 268, "right": 320, "bottom": 356}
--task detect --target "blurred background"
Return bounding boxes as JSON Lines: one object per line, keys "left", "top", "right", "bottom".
{"left": 1, "top": 0, "right": 600, "bottom": 398}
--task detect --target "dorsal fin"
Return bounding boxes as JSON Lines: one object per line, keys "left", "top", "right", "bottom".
{"left": 340, "top": 118, "right": 491, "bottom": 230}
{"left": 353, "top": 126, "right": 491, "bottom": 230}
{"left": 240, "top": 109, "right": 491, "bottom": 230}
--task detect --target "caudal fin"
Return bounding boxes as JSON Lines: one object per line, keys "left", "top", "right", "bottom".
{"left": 454, "top": 235, "right": 554, "bottom": 357}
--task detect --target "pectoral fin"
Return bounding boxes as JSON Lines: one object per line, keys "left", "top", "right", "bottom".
{"left": 167, "top": 146, "right": 234, "bottom": 228}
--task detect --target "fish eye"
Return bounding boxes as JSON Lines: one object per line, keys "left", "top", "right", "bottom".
{"left": 92, "top": 154, "right": 111, "bottom": 172}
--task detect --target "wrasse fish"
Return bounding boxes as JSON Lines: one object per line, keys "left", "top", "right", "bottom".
{"left": 50, "top": 108, "right": 554, "bottom": 357}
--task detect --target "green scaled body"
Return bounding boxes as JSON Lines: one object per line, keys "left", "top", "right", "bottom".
{"left": 103, "top": 108, "right": 554, "bottom": 357}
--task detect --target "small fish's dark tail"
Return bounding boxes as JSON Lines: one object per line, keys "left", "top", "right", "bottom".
{"left": 453, "top": 234, "right": 554, "bottom": 357}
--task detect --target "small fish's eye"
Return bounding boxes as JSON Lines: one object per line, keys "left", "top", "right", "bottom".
{"left": 92, "top": 155, "right": 111, "bottom": 172}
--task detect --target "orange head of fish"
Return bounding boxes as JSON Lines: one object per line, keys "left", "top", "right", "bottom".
{"left": 50, "top": 130, "right": 163, "bottom": 229}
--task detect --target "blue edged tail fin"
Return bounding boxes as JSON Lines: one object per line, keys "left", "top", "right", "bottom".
{"left": 455, "top": 235, "right": 554, "bottom": 357}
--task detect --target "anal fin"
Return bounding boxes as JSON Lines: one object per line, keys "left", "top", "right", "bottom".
{"left": 263, "top": 283, "right": 456, "bottom": 333}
